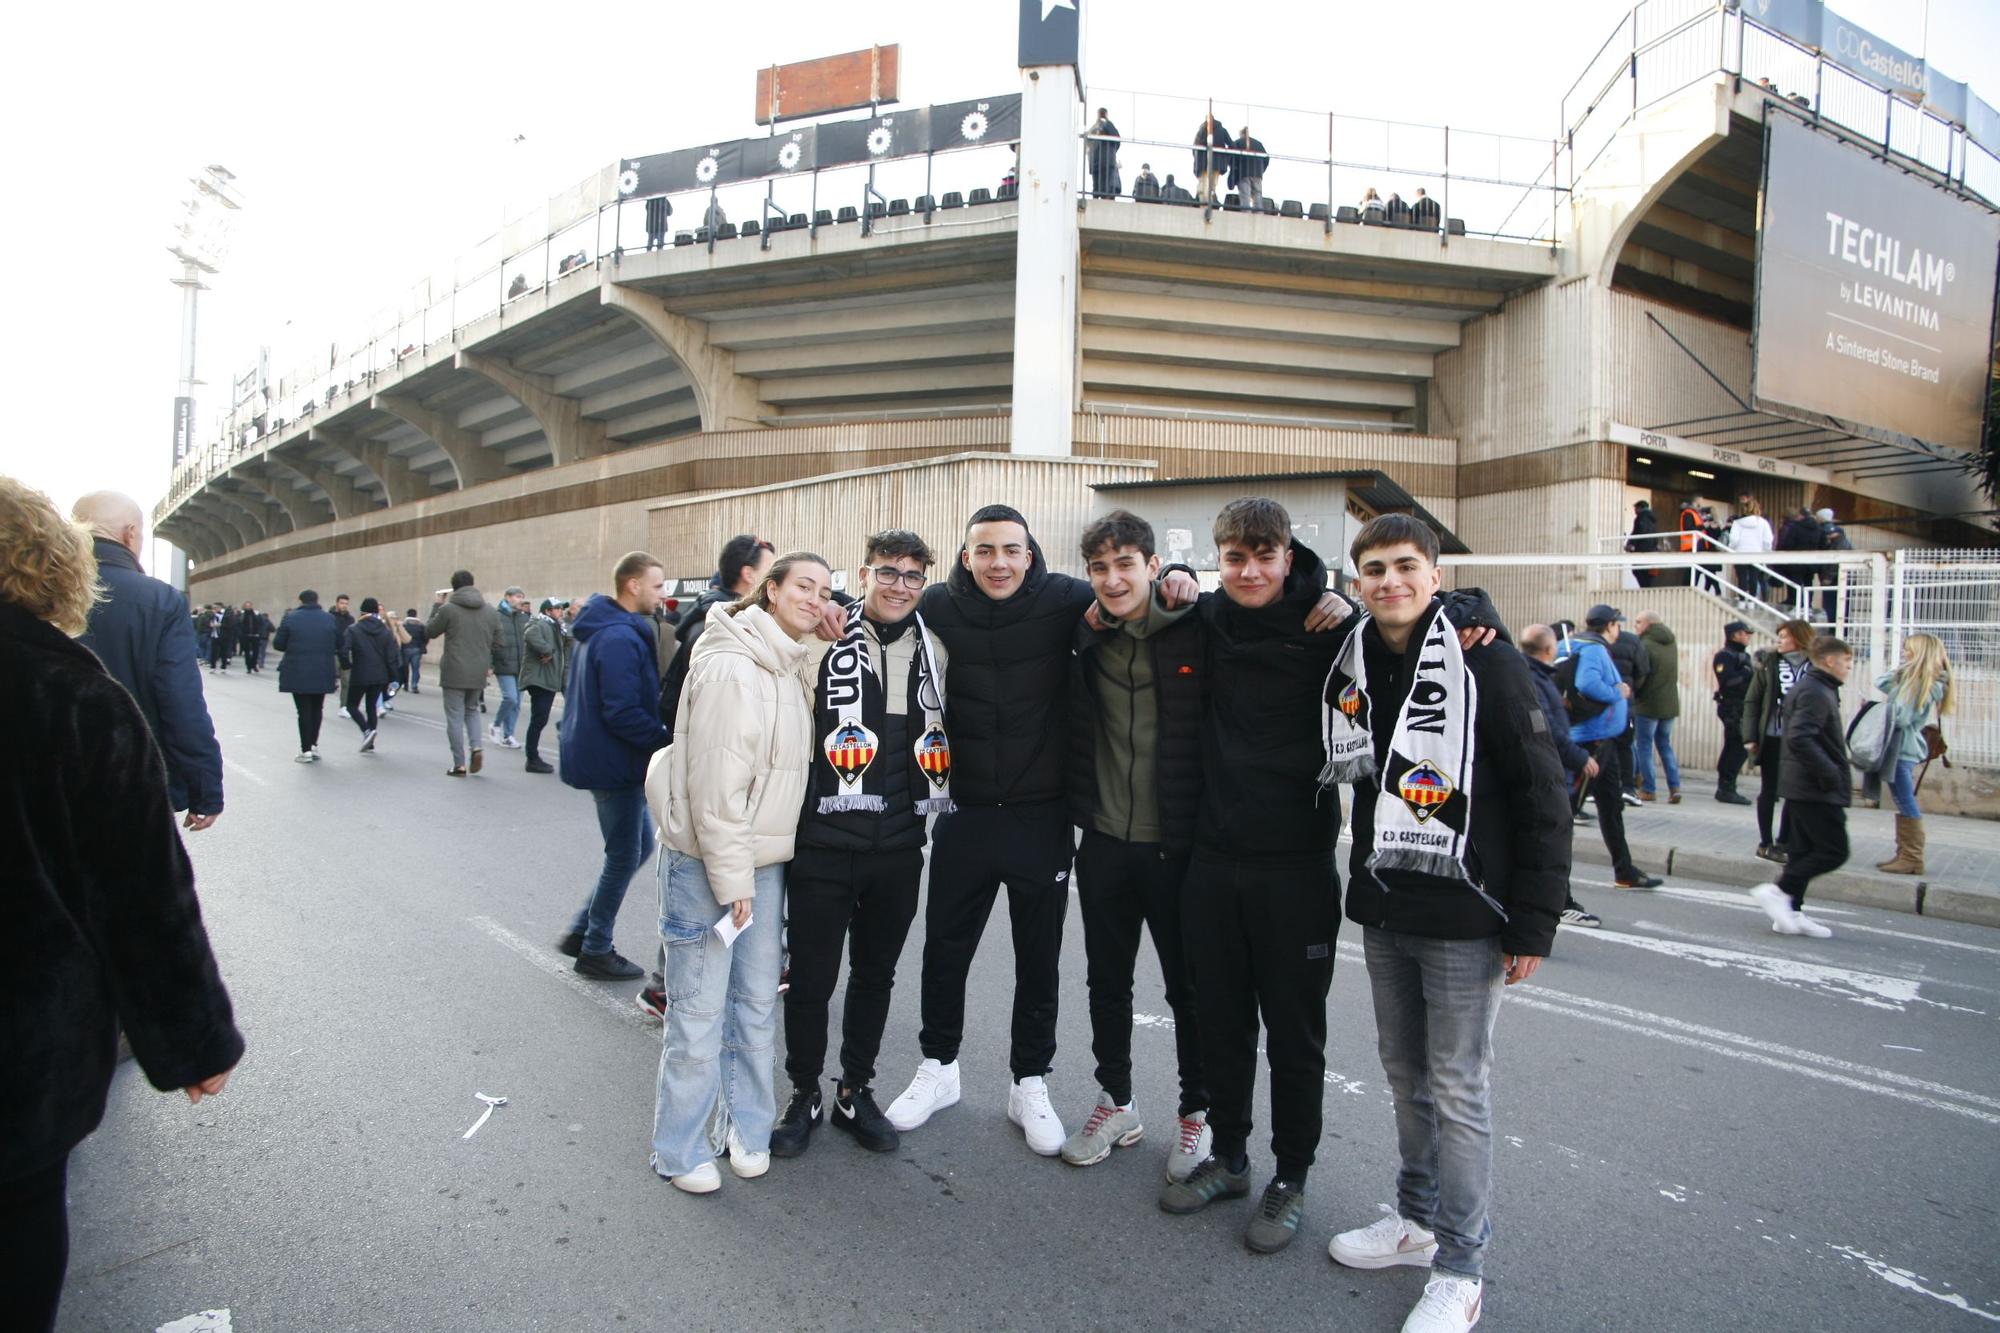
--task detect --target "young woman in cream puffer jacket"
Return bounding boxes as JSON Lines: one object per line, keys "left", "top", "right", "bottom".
{"left": 646, "top": 552, "right": 831, "bottom": 1192}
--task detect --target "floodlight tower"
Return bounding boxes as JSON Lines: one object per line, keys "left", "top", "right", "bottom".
{"left": 164, "top": 165, "right": 242, "bottom": 585}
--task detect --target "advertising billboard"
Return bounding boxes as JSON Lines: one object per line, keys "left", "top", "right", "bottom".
{"left": 1752, "top": 115, "right": 2000, "bottom": 453}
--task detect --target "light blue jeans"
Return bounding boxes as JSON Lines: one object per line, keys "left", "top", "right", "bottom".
{"left": 1888, "top": 759, "right": 1921, "bottom": 819}
{"left": 494, "top": 674, "right": 521, "bottom": 738}
{"left": 651, "top": 850, "right": 785, "bottom": 1178}
{"left": 1365, "top": 928, "right": 1505, "bottom": 1281}
{"left": 1634, "top": 713, "right": 1681, "bottom": 795}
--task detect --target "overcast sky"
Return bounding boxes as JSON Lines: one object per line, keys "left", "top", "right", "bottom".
{"left": 2, "top": 0, "right": 1992, "bottom": 572}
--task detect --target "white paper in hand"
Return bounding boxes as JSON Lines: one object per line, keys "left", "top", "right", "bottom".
{"left": 714, "top": 910, "right": 751, "bottom": 948}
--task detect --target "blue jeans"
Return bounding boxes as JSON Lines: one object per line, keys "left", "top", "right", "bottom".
{"left": 403, "top": 645, "right": 424, "bottom": 689}
{"left": 1364, "top": 928, "right": 1505, "bottom": 1281}
{"left": 1634, "top": 713, "right": 1680, "bottom": 795}
{"left": 568, "top": 785, "right": 654, "bottom": 956}
{"left": 494, "top": 674, "right": 521, "bottom": 738}
{"left": 651, "top": 851, "right": 785, "bottom": 1177}
{"left": 1889, "top": 758, "right": 1921, "bottom": 818}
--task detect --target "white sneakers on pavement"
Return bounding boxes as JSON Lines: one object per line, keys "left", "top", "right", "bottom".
{"left": 886, "top": 1058, "right": 960, "bottom": 1132}
{"left": 666, "top": 1160, "right": 720, "bottom": 1195}
{"left": 1329, "top": 1213, "right": 1439, "bottom": 1269}
{"left": 1168, "top": 1110, "right": 1213, "bottom": 1183}
{"left": 725, "top": 1124, "right": 770, "bottom": 1179}
{"left": 1792, "top": 911, "right": 1834, "bottom": 938}
{"left": 1402, "top": 1274, "right": 1482, "bottom": 1332}
{"left": 1007, "top": 1075, "right": 1065, "bottom": 1156}
{"left": 1751, "top": 883, "right": 1834, "bottom": 938}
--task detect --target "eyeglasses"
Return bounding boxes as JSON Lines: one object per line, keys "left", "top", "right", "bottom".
{"left": 868, "top": 566, "right": 928, "bottom": 589}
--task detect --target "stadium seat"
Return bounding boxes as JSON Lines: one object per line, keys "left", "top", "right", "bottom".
{"left": 1447, "top": 217, "right": 1466, "bottom": 235}
{"left": 1308, "top": 202, "right": 1331, "bottom": 221}
{"left": 915, "top": 194, "right": 935, "bottom": 213}
{"left": 888, "top": 198, "right": 910, "bottom": 216}
{"left": 740, "top": 220, "right": 760, "bottom": 237}
{"left": 969, "top": 187, "right": 993, "bottom": 205}
{"left": 1223, "top": 192, "right": 1242, "bottom": 210}
{"left": 1336, "top": 206, "right": 1359, "bottom": 224}
{"left": 837, "top": 205, "right": 859, "bottom": 224}
{"left": 674, "top": 231, "right": 694, "bottom": 246}
{"left": 1280, "top": 199, "right": 1304, "bottom": 218}
{"left": 694, "top": 227, "right": 712, "bottom": 243}
{"left": 813, "top": 209, "right": 833, "bottom": 227}
{"left": 867, "top": 201, "right": 886, "bottom": 219}
{"left": 715, "top": 223, "right": 737, "bottom": 240}
{"left": 940, "top": 191, "right": 964, "bottom": 209}
{"left": 789, "top": 213, "right": 808, "bottom": 229}
{"left": 1260, "top": 197, "right": 1279, "bottom": 215}
{"left": 997, "top": 183, "right": 1018, "bottom": 201}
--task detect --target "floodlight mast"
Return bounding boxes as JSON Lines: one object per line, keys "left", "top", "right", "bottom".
{"left": 164, "top": 165, "right": 240, "bottom": 586}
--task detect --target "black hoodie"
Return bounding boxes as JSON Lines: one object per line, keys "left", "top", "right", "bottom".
{"left": 917, "top": 530, "right": 1093, "bottom": 807}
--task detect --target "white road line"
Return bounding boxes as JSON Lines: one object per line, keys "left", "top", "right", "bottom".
{"left": 469, "top": 915, "right": 656, "bottom": 1032}
{"left": 1639, "top": 885, "right": 2000, "bottom": 955}
{"left": 221, "top": 757, "right": 267, "bottom": 787}
{"left": 1828, "top": 1245, "right": 2000, "bottom": 1323}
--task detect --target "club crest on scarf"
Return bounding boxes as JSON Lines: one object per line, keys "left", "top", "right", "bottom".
{"left": 915, "top": 726, "right": 952, "bottom": 790}
{"left": 1396, "top": 760, "right": 1453, "bottom": 822}
{"left": 823, "top": 720, "right": 878, "bottom": 788}
{"left": 1336, "top": 679, "right": 1362, "bottom": 720}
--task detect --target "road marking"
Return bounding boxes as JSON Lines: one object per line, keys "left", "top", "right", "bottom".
{"left": 469, "top": 915, "right": 656, "bottom": 1032}
{"left": 1561, "top": 924, "right": 1986, "bottom": 1014}
{"left": 1828, "top": 1245, "right": 2000, "bottom": 1323}
{"left": 1135, "top": 1011, "right": 1371, "bottom": 1095}
{"left": 221, "top": 757, "right": 267, "bottom": 787}
{"left": 1638, "top": 883, "right": 1856, "bottom": 917}
{"left": 156, "top": 1313, "right": 232, "bottom": 1333}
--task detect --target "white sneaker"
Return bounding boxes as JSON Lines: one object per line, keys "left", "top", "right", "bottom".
{"left": 1792, "top": 912, "right": 1833, "bottom": 939}
{"left": 1750, "top": 883, "right": 1799, "bottom": 934}
{"left": 294, "top": 752, "right": 316, "bottom": 764}
{"left": 1330, "top": 1213, "right": 1439, "bottom": 1269}
{"left": 1402, "top": 1274, "right": 1483, "bottom": 1332}
{"left": 724, "top": 1124, "right": 770, "bottom": 1179}
{"left": 501, "top": 736, "right": 522, "bottom": 750}
{"left": 1007, "top": 1075, "right": 1065, "bottom": 1156}
{"left": 1167, "top": 1109, "right": 1213, "bottom": 1183}
{"left": 886, "top": 1058, "right": 960, "bottom": 1132}
{"left": 668, "top": 1160, "right": 721, "bottom": 1194}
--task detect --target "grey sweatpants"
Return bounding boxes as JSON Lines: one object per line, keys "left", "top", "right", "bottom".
{"left": 443, "top": 687, "right": 483, "bottom": 768}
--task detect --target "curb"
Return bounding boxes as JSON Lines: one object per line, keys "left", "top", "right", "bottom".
{"left": 1570, "top": 836, "right": 1998, "bottom": 928}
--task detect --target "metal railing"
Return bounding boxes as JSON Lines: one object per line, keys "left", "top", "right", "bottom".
{"left": 1600, "top": 530, "right": 1816, "bottom": 621}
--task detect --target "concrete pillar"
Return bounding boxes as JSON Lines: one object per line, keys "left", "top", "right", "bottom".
{"left": 360, "top": 440, "right": 424, "bottom": 506}
{"left": 601, "top": 285, "right": 772, "bottom": 432}
{"left": 372, "top": 394, "right": 504, "bottom": 490}
{"left": 233, "top": 467, "right": 320, "bottom": 530}
{"left": 1010, "top": 62, "right": 1082, "bottom": 457}
{"left": 457, "top": 352, "right": 609, "bottom": 466}
{"left": 211, "top": 491, "right": 271, "bottom": 542}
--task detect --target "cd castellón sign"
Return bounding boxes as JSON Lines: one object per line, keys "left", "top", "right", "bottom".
{"left": 1751, "top": 116, "right": 2000, "bottom": 454}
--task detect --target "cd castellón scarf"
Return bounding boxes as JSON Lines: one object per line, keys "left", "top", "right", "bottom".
{"left": 815, "top": 602, "right": 954, "bottom": 817}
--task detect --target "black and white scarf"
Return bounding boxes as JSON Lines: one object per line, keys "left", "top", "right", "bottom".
{"left": 1318, "top": 604, "right": 1486, "bottom": 894}
{"left": 815, "top": 603, "right": 954, "bottom": 816}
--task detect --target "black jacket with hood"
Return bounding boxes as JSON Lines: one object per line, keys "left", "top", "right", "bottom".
{"left": 1778, "top": 665, "right": 1851, "bottom": 806}
{"left": 917, "top": 527, "right": 1093, "bottom": 808}
{"left": 340, "top": 615, "right": 401, "bottom": 689}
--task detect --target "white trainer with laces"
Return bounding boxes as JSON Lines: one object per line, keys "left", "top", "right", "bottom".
{"left": 1059, "top": 1090, "right": 1143, "bottom": 1167}
{"left": 725, "top": 1124, "right": 770, "bottom": 1179}
{"left": 1329, "top": 1213, "right": 1439, "bottom": 1269}
{"left": 1007, "top": 1075, "right": 1065, "bottom": 1156}
{"left": 1750, "top": 883, "right": 1801, "bottom": 934}
{"left": 885, "top": 1058, "right": 960, "bottom": 1132}
{"left": 1167, "top": 1109, "right": 1213, "bottom": 1183}
{"left": 1402, "top": 1274, "right": 1482, "bottom": 1333}
{"left": 1792, "top": 912, "right": 1833, "bottom": 939}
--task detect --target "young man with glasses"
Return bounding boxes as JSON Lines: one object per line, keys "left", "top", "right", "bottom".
{"left": 771, "top": 531, "right": 952, "bottom": 1158}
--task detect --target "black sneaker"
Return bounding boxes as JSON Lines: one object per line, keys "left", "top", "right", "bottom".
{"left": 1159, "top": 1156, "right": 1251, "bottom": 1215}
{"left": 556, "top": 931, "right": 584, "bottom": 958}
{"left": 1756, "top": 844, "right": 1789, "bottom": 864}
{"left": 634, "top": 987, "right": 666, "bottom": 1022}
{"left": 1715, "top": 789, "right": 1752, "bottom": 806}
{"left": 1616, "top": 870, "right": 1664, "bottom": 889}
{"left": 526, "top": 759, "right": 554, "bottom": 774}
{"left": 574, "top": 950, "right": 644, "bottom": 980}
{"left": 770, "top": 1085, "right": 823, "bottom": 1158}
{"left": 830, "top": 1085, "right": 899, "bottom": 1153}
{"left": 1244, "top": 1178, "right": 1307, "bottom": 1253}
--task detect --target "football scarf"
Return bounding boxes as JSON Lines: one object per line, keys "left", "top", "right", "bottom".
{"left": 1318, "top": 603, "right": 1488, "bottom": 900}
{"left": 815, "top": 603, "right": 954, "bottom": 817}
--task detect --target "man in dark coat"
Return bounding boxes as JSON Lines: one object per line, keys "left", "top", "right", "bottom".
{"left": 1711, "top": 620, "right": 1754, "bottom": 804}
{"left": 1603, "top": 607, "right": 1651, "bottom": 800}
{"left": 1750, "top": 636, "right": 1852, "bottom": 939}
{"left": 1623, "top": 500, "right": 1661, "bottom": 587}
{"left": 72, "top": 492, "right": 224, "bottom": 829}
{"left": 1088, "top": 107, "right": 1122, "bottom": 199}
{"left": 340, "top": 597, "right": 400, "bottom": 752}
{"left": 1521, "top": 624, "right": 1602, "bottom": 927}
{"left": 1229, "top": 126, "right": 1269, "bottom": 209}
{"left": 1193, "top": 117, "right": 1234, "bottom": 204}
{"left": 399, "top": 608, "right": 429, "bottom": 692}
{"left": 237, "top": 602, "right": 266, "bottom": 673}
{"left": 330, "top": 593, "right": 356, "bottom": 700}
{"left": 273, "top": 590, "right": 341, "bottom": 760}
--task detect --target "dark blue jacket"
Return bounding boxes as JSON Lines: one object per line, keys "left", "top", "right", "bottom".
{"left": 77, "top": 539, "right": 225, "bottom": 816}
{"left": 1527, "top": 655, "right": 1592, "bottom": 775}
{"left": 272, "top": 604, "right": 340, "bottom": 695}
{"left": 559, "top": 594, "right": 670, "bottom": 790}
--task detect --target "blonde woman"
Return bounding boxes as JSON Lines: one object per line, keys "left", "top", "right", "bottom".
{"left": 648, "top": 551, "right": 830, "bottom": 1193}
{"left": 1874, "top": 634, "right": 1953, "bottom": 875}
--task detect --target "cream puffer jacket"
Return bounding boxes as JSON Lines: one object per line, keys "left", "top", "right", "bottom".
{"left": 647, "top": 602, "right": 816, "bottom": 906}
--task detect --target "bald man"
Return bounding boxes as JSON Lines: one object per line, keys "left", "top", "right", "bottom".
{"left": 73, "top": 491, "right": 224, "bottom": 830}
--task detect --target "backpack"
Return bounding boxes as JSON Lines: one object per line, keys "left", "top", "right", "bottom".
{"left": 1846, "top": 698, "right": 1891, "bottom": 770}
{"left": 1822, "top": 521, "right": 1852, "bottom": 551}
{"left": 1555, "top": 653, "right": 1609, "bottom": 723}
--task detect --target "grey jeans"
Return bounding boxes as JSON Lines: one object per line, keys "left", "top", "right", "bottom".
{"left": 1364, "top": 927, "right": 1506, "bottom": 1280}
{"left": 442, "top": 687, "right": 484, "bottom": 768}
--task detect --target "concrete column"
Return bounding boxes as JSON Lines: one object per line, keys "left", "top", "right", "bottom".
{"left": 372, "top": 394, "right": 504, "bottom": 490}
{"left": 457, "top": 352, "right": 608, "bottom": 466}
{"left": 210, "top": 491, "right": 271, "bottom": 542}
{"left": 187, "top": 500, "right": 252, "bottom": 552}
{"left": 233, "top": 467, "right": 320, "bottom": 530}
{"left": 1009, "top": 63, "right": 1082, "bottom": 458}
{"left": 360, "top": 440, "right": 424, "bottom": 506}
{"left": 601, "top": 285, "right": 772, "bottom": 432}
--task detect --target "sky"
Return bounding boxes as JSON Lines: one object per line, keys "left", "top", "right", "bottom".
{"left": 0, "top": 0, "right": 1992, "bottom": 575}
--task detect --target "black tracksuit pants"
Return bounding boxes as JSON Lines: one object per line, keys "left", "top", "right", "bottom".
{"left": 1183, "top": 846, "right": 1338, "bottom": 1183}
{"left": 525, "top": 686, "right": 557, "bottom": 764}
{"left": 1756, "top": 745, "right": 1791, "bottom": 848}
{"left": 918, "top": 802, "right": 1074, "bottom": 1080}
{"left": 784, "top": 847, "right": 924, "bottom": 1091}
{"left": 1590, "top": 738, "right": 1637, "bottom": 877}
{"left": 1076, "top": 830, "right": 1205, "bottom": 1117}
{"left": 1778, "top": 801, "right": 1848, "bottom": 908}
{"left": 344, "top": 677, "right": 380, "bottom": 734}
{"left": 1716, "top": 709, "right": 1747, "bottom": 791}
{"left": 293, "top": 693, "right": 326, "bottom": 751}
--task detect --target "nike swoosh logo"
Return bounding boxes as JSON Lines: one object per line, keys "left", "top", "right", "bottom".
{"left": 835, "top": 1101, "right": 856, "bottom": 1120}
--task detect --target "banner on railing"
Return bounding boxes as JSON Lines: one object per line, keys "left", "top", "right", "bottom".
{"left": 1735, "top": 0, "right": 1977, "bottom": 129}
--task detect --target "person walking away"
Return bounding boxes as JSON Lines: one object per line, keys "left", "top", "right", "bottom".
{"left": 71, "top": 491, "right": 224, "bottom": 831}
{"left": 425, "top": 570, "right": 504, "bottom": 776}
{"left": 649, "top": 552, "right": 828, "bottom": 1193}
{"left": 1230, "top": 127, "right": 1269, "bottom": 209}
{"left": 1711, "top": 621, "right": 1754, "bottom": 805}
{"left": 340, "top": 598, "right": 398, "bottom": 753}
{"left": 1631, "top": 611, "right": 1681, "bottom": 803}
{"left": 1742, "top": 619, "right": 1815, "bottom": 862}
{"left": 1775, "top": 508, "right": 1820, "bottom": 611}
{"left": 400, "top": 608, "right": 428, "bottom": 693}
{"left": 490, "top": 586, "right": 529, "bottom": 750}
{"left": 1326, "top": 516, "right": 1570, "bottom": 1333}
{"left": 1088, "top": 108, "right": 1122, "bottom": 199}
{"left": 1814, "top": 508, "right": 1851, "bottom": 620}
{"left": 520, "top": 597, "right": 570, "bottom": 775}
{"left": 1873, "top": 634, "right": 1952, "bottom": 875}
{"left": 771, "top": 532, "right": 950, "bottom": 1161}
{"left": 1750, "top": 637, "right": 1854, "bottom": 938}
{"left": 379, "top": 606, "right": 408, "bottom": 709}
{"left": 1623, "top": 500, "right": 1660, "bottom": 588}
{"left": 1727, "top": 498, "right": 1774, "bottom": 605}
{"left": 1603, "top": 607, "right": 1650, "bottom": 803}
{"left": 273, "top": 590, "right": 339, "bottom": 762}
{"left": 237, "top": 602, "right": 264, "bottom": 673}
{"left": 0, "top": 477, "right": 243, "bottom": 1333}
{"left": 558, "top": 554, "right": 674, "bottom": 980}
{"left": 1520, "top": 624, "right": 1603, "bottom": 926}
{"left": 1561, "top": 606, "right": 1663, "bottom": 888}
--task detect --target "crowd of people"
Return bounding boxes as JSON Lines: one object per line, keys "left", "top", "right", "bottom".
{"left": 0, "top": 476, "right": 1962, "bottom": 1333}
{"left": 1625, "top": 494, "right": 1852, "bottom": 616}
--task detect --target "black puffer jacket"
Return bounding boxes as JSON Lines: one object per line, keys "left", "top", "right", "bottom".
{"left": 1778, "top": 665, "right": 1850, "bottom": 806}
{"left": 918, "top": 537, "right": 1093, "bottom": 807}
{"left": 340, "top": 615, "right": 401, "bottom": 688}
{"left": 1343, "top": 614, "right": 1573, "bottom": 958}
{"left": 1066, "top": 602, "right": 1207, "bottom": 855}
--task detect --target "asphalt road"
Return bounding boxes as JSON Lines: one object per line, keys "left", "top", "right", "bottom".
{"left": 58, "top": 671, "right": 2000, "bottom": 1332}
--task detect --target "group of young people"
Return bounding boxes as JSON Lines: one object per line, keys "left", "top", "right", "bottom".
{"left": 599, "top": 498, "right": 1569, "bottom": 1333}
